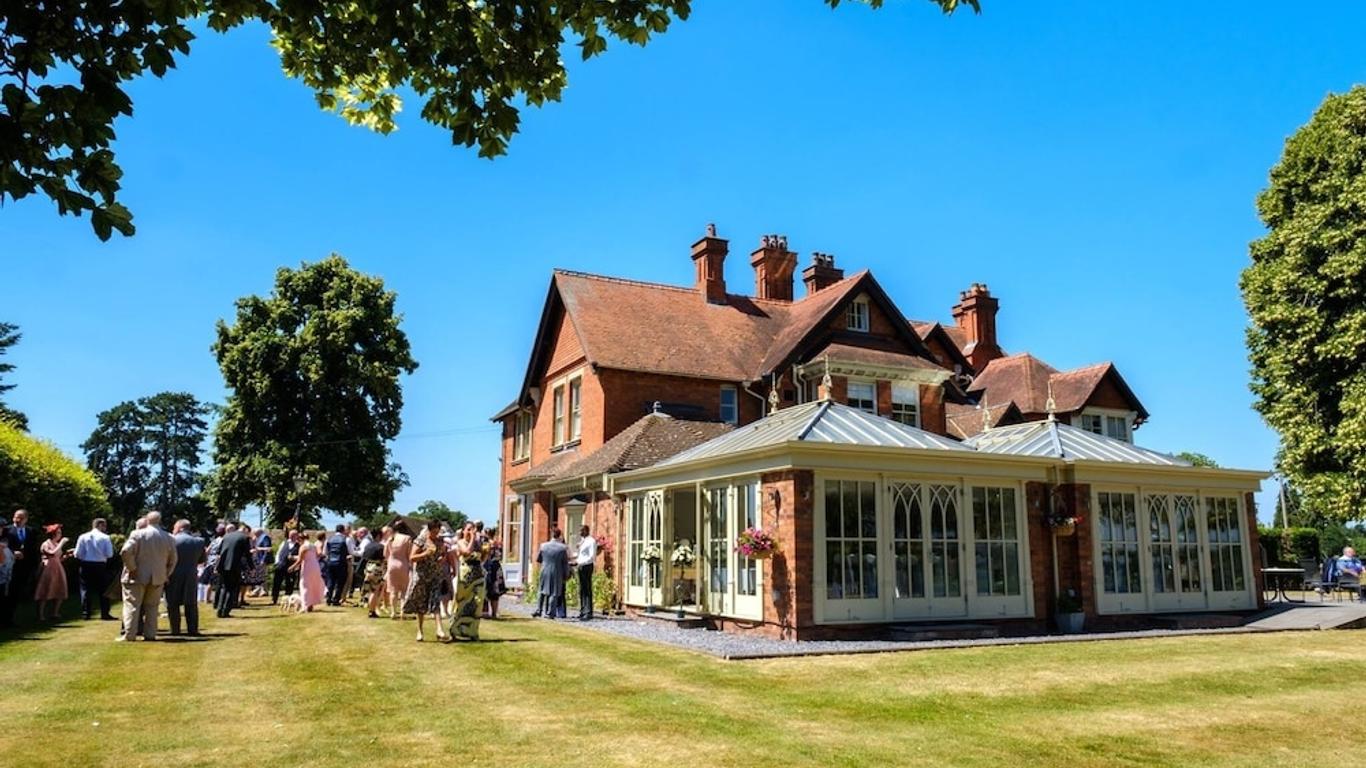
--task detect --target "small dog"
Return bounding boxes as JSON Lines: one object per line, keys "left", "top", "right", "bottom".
{"left": 278, "top": 594, "right": 304, "bottom": 615}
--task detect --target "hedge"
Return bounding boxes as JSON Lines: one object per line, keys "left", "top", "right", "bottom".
{"left": 1257, "top": 526, "right": 1322, "bottom": 565}
{"left": 0, "top": 420, "right": 111, "bottom": 533}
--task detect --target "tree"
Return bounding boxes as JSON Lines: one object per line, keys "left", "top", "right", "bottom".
{"left": 1175, "top": 451, "right": 1219, "bottom": 468}
{"left": 139, "top": 392, "right": 211, "bottom": 518}
{"left": 81, "top": 400, "right": 150, "bottom": 531}
{"left": 210, "top": 255, "right": 418, "bottom": 528}
{"left": 0, "top": 420, "right": 110, "bottom": 533}
{"left": 1242, "top": 85, "right": 1366, "bottom": 523}
{"left": 0, "top": 322, "right": 26, "bottom": 430}
{"left": 414, "top": 500, "right": 468, "bottom": 530}
{"left": 2, "top": 0, "right": 976, "bottom": 240}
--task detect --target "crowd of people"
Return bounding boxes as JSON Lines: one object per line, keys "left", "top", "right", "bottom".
{"left": 0, "top": 508, "right": 509, "bottom": 644}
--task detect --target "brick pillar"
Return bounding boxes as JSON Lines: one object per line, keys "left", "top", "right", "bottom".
{"left": 875, "top": 381, "right": 892, "bottom": 418}
{"left": 762, "top": 469, "right": 813, "bottom": 640}
{"left": 1067, "top": 484, "right": 1096, "bottom": 620}
{"left": 1025, "top": 481, "right": 1052, "bottom": 624}
{"left": 920, "top": 384, "right": 947, "bottom": 435}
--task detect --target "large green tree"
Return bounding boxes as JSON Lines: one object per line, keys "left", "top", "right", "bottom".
{"left": 0, "top": 322, "right": 27, "bottom": 430}
{"left": 81, "top": 400, "right": 151, "bottom": 530}
{"left": 1242, "top": 85, "right": 1366, "bottom": 523}
{"left": 210, "top": 255, "right": 418, "bottom": 528}
{"left": 2, "top": 0, "right": 976, "bottom": 240}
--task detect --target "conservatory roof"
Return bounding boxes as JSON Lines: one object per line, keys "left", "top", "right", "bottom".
{"left": 964, "top": 418, "right": 1189, "bottom": 466}
{"left": 653, "top": 400, "right": 970, "bottom": 468}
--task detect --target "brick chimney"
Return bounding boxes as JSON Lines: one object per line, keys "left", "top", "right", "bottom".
{"left": 802, "top": 252, "right": 844, "bottom": 295}
{"left": 951, "top": 283, "right": 1003, "bottom": 370}
{"left": 691, "top": 223, "right": 728, "bottom": 304}
{"left": 750, "top": 234, "right": 797, "bottom": 302}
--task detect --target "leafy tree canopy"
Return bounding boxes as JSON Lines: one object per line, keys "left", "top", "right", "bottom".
{"left": 1, "top": 0, "right": 976, "bottom": 240}
{"left": 414, "top": 499, "right": 468, "bottom": 530}
{"left": 0, "top": 420, "right": 110, "bottom": 533}
{"left": 1175, "top": 452, "right": 1219, "bottom": 468}
{"left": 210, "top": 255, "right": 418, "bottom": 528}
{"left": 1242, "top": 86, "right": 1366, "bottom": 523}
{"left": 0, "top": 322, "right": 27, "bottom": 430}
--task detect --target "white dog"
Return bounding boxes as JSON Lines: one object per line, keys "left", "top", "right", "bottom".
{"left": 278, "top": 594, "right": 304, "bottom": 615}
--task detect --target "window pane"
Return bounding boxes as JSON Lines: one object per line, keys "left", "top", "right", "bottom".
{"left": 825, "top": 482, "right": 841, "bottom": 538}
{"left": 842, "top": 482, "right": 859, "bottom": 538}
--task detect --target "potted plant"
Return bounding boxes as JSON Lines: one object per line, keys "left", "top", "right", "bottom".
{"left": 641, "top": 544, "right": 662, "bottom": 613}
{"left": 1047, "top": 509, "right": 1082, "bottom": 537}
{"left": 1056, "top": 589, "right": 1084, "bottom": 633}
{"left": 670, "top": 540, "right": 695, "bottom": 618}
{"left": 735, "top": 526, "right": 779, "bottom": 559}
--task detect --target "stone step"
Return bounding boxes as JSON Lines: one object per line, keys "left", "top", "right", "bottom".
{"left": 1150, "top": 613, "right": 1247, "bottom": 630}
{"left": 888, "top": 623, "right": 1001, "bottom": 642}
{"left": 635, "top": 609, "right": 708, "bottom": 629}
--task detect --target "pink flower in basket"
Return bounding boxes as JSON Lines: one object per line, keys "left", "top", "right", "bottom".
{"left": 735, "top": 526, "right": 779, "bottom": 559}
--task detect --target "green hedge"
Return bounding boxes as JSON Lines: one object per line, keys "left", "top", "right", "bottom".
{"left": 0, "top": 420, "right": 111, "bottom": 533}
{"left": 1258, "top": 526, "right": 1321, "bottom": 565}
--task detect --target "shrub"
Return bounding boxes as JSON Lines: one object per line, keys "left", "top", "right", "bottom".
{"left": 1260, "top": 526, "right": 1325, "bottom": 565}
{"left": 0, "top": 420, "right": 110, "bottom": 533}
{"left": 592, "top": 569, "right": 617, "bottom": 613}
{"left": 524, "top": 565, "right": 539, "bottom": 606}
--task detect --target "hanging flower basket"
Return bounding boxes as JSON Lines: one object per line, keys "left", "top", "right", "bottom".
{"left": 641, "top": 544, "right": 663, "bottom": 564}
{"left": 1047, "top": 511, "right": 1080, "bottom": 537}
{"left": 736, "top": 527, "right": 779, "bottom": 559}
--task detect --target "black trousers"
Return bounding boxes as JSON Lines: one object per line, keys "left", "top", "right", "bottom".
{"left": 577, "top": 564, "right": 594, "bottom": 618}
{"left": 78, "top": 561, "right": 111, "bottom": 618}
{"left": 216, "top": 569, "right": 242, "bottom": 617}
{"left": 271, "top": 563, "right": 297, "bottom": 604}
{"left": 325, "top": 562, "right": 349, "bottom": 605}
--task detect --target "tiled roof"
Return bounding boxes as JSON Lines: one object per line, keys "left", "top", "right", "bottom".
{"left": 518, "top": 449, "right": 583, "bottom": 482}
{"left": 654, "top": 400, "right": 970, "bottom": 468}
{"left": 549, "top": 413, "right": 733, "bottom": 483}
{"left": 553, "top": 269, "right": 870, "bottom": 382}
{"left": 965, "top": 419, "right": 1189, "bottom": 466}
{"left": 945, "top": 401, "right": 1021, "bottom": 440}
{"left": 967, "top": 354, "right": 1147, "bottom": 422}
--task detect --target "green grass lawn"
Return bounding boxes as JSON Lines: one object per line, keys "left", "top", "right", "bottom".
{"left": 0, "top": 598, "right": 1359, "bottom": 767}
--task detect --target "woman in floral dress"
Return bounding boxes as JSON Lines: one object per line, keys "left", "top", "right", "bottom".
{"left": 449, "top": 523, "right": 485, "bottom": 641}
{"left": 403, "top": 520, "right": 448, "bottom": 642}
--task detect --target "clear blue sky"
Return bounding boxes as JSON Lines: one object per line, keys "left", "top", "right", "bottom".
{"left": 5, "top": 1, "right": 1361, "bottom": 525}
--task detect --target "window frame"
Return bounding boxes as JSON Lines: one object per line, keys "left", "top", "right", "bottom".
{"left": 847, "top": 298, "right": 870, "bottom": 332}
{"left": 512, "top": 411, "right": 532, "bottom": 462}
{"left": 846, "top": 380, "right": 877, "bottom": 414}
{"left": 547, "top": 368, "right": 585, "bottom": 449}
{"left": 719, "top": 385, "right": 739, "bottom": 425}
{"left": 1073, "top": 407, "right": 1135, "bottom": 443}
{"left": 891, "top": 383, "right": 920, "bottom": 428}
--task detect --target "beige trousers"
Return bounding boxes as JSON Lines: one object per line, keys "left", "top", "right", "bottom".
{"left": 122, "top": 581, "right": 164, "bottom": 640}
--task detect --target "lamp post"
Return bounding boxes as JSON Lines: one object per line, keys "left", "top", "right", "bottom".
{"left": 292, "top": 475, "right": 307, "bottom": 530}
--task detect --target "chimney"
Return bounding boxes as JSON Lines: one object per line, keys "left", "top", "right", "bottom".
{"left": 802, "top": 252, "right": 844, "bottom": 295}
{"left": 951, "top": 283, "right": 1003, "bottom": 370}
{"left": 750, "top": 234, "right": 797, "bottom": 302}
{"left": 691, "top": 223, "right": 728, "bottom": 304}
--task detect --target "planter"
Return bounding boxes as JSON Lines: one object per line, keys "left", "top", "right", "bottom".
{"left": 749, "top": 550, "right": 775, "bottom": 560}
{"left": 1056, "top": 612, "right": 1085, "bottom": 634}
{"left": 1051, "top": 521, "right": 1076, "bottom": 537}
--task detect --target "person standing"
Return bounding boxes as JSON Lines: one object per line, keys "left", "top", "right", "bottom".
{"left": 384, "top": 522, "right": 414, "bottom": 620}
{"left": 214, "top": 523, "right": 252, "bottom": 618}
{"left": 534, "top": 529, "right": 569, "bottom": 619}
{"left": 449, "top": 523, "right": 485, "bottom": 641}
{"left": 361, "top": 528, "right": 387, "bottom": 618}
{"left": 0, "top": 527, "right": 13, "bottom": 625}
{"left": 293, "top": 532, "right": 327, "bottom": 612}
{"left": 573, "top": 525, "right": 597, "bottom": 621}
{"left": 165, "top": 520, "right": 206, "bottom": 636}
{"left": 483, "top": 530, "right": 506, "bottom": 619}
{"left": 33, "top": 524, "right": 71, "bottom": 621}
{"left": 244, "top": 528, "right": 271, "bottom": 598}
{"left": 118, "top": 511, "right": 177, "bottom": 642}
{"left": 3, "top": 509, "right": 41, "bottom": 624}
{"left": 323, "top": 525, "right": 351, "bottom": 606}
{"left": 74, "top": 518, "right": 116, "bottom": 620}
{"left": 403, "top": 520, "right": 448, "bottom": 642}
{"left": 271, "top": 530, "right": 301, "bottom": 604}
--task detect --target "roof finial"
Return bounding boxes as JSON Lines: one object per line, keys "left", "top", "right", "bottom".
{"left": 820, "top": 354, "right": 833, "bottom": 402}
{"left": 1045, "top": 381, "right": 1057, "bottom": 423}
{"left": 768, "top": 387, "right": 780, "bottom": 415}
{"left": 652, "top": 401, "right": 663, "bottom": 415}
{"left": 981, "top": 401, "right": 992, "bottom": 433}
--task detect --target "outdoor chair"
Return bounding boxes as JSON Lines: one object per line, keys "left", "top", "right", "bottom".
{"left": 1336, "top": 574, "right": 1361, "bottom": 602}
{"left": 1301, "top": 558, "right": 1327, "bottom": 599}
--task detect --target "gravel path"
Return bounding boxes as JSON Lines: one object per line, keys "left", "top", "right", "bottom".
{"left": 499, "top": 598, "right": 1292, "bottom": 660}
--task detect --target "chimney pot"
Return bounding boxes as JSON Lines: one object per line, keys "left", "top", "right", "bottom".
{"left": 802, "top": 252, "right": 844, "bottom": 296}
{"left": 691, "top": 225, "right": 729, "bottom": 304}
{"left": 750, "top": 233, "right": 797, "bottom": 302}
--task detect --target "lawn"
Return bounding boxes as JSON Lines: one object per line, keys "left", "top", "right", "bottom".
{"left": 0, "top": 599, "right": 1358, "bottom": 768}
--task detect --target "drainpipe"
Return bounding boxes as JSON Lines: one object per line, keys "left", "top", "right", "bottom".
{"left": 742, "top": 379, "right": 769, "bottom": 417}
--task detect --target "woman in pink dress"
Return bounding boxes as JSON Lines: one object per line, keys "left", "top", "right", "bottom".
{"left": 293, "top": 531, "right": 327, "bottom": 612}
{"left": 384, "top": 522, "right": 414, "bottom": 620}
{"left": 33, "top": 524, "right": 70, "bottom": 621}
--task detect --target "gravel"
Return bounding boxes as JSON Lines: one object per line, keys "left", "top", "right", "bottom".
{"left": 499, "top": 597, "right": 1282, "bottom": 660}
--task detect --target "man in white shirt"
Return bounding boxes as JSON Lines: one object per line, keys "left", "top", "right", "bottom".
{"left": 74, "top": 518, "right": 115, "bottom": 620}
{"left": 573, "top": 525, "right": 597, "bottom": 621}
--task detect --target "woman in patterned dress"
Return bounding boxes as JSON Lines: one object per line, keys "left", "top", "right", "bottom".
{"left": 403, "top": 520, "right": 448, "bottom": 642}
{"left": 33, "top": 524, "right": 70, "bottom": 621}
{"left": 449, "top": 522, "right": 486, "bottom": 641}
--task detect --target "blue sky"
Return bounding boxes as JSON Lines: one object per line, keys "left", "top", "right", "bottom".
{"left": 4, "top": 1, "right": 1362, "bottom": 525}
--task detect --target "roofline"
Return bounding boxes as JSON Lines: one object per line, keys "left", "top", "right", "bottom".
{"left": 918, "top": 322, "right": 975, "bottom": 374}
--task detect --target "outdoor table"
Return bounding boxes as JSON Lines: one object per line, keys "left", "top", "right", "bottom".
{"left": 1261, "top": 567, "right": 1306, "bottom": 603}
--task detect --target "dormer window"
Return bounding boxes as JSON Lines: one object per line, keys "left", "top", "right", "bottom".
{"left": 1076, "top": 409, "right": 1133, "bottom": 443}
{"left": 847, "top": 299, "right": 870, "bottom": 332}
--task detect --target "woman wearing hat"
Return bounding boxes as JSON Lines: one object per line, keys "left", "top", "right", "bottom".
{"left": 33, "top": 524, "right": 71, "bottom": 621}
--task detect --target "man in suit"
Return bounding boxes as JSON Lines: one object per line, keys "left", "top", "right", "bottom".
{"left": 3, "top": 509, "right": 41, "bottom": 625}
{"left": 118, "top": 511, "right": 177, "bottom": 642}
{"left": 165, "top": 519, "right": 206, "bottom": 636}
{"left": 533, "top": 528, "right": 570, "bottom": 619}
{"left": 271, "top": 530, "right": 301, "bottom": 604}
{"left": 323, "top": 525, "right": 351, "bottom": 606}
{"left": 215, "top": 523, "right": 252, "bottom": 618}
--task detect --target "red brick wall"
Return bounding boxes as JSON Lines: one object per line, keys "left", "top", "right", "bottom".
{"left": 597, "top": 368, "right": 762, "bottom": 439}
{"left": 761, "top": 469, "right": 814, "bottom": 640}
{"left": 1025, "top": 481, "right": 1053, "bottom": 623}
{"left": 1246, "top": 491, "right": 1265, "bottom": 609}
{"left": 920, "top": 384, "right": 946, "bottom": 435}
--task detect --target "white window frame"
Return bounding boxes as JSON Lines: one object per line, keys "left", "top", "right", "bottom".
{"left": 846, "top": 380, "right": 876, "bottom": 414}
{"left": 891, "top": 384, "right": 920, "bottom": 428}
{"left": 512, "top": 411, "right": 532, "bottom": 462}
{"left": 552, "top": 386, "right": 566, "bottom": 446}
{"left": 847, "top": 298, "right": 870, "bottom": 332}
{"left": 1073, "top": 407, "right": 1135, "bottom": 443}
{"left": 548, "top": 368, "right": 585, "bottom": 448}
{"left": 719, "top": 385, "right": 738, "bottom": 425}
{"left": 569, "top": 377, "right": 582, "bottom": 441}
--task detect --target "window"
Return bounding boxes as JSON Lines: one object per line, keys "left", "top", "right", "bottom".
{"left": 824, "top": 480, "right": 878, "bottom": 600}
{"left": 891, "top": 384, "right": 919, "bottom": 427}
{"left": 512, "top": 411, "right": 532, "bottom": 461}
{"left": 1077, "top": 411, "right": 1133, "bottom": 443}
{"left": 1104, "top": 415, "right": 1130, "bottom": 442}
{"left": 847, "top": 299, "right": 870, "bottom": 332}
{"left": 552, "top": 386, "right": 566, "bottom": 446}
{"left": 1078, "top": 413, "right": 1103, "bottom": 435}
{"left": 568, "top": 378, "right": 582, "bottom": 441}
{"left": 847, "top": 381, "right": 876, "bottom": 414}
{"left": 1206, "top": 496, "right": 1246, "bottom": 592}
{"left": 720, "top": 386, "right": 738, "bottom": 425}
{"left": 504, "top": 498, "right": 522, "bottom": 564}
{"left": 736, "top": 482, "right": 759, "bottom": 597}
{"left": 972, "top": 486, "right": 1021, "bottom": 597}
{"left": 1097, "top": 491, "right": 1141, "bottom": 594}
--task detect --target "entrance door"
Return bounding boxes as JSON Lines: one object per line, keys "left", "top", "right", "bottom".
{"left": 704, "top": 485, "right": 733, "bottom": 616}
{"left": 889, "top": 482, "right": 967, "bottom": 620}
{"left": 1095, "top": 490, "right": 1146, "bottom": 613}
{"left": 968, "top": 485, "right": 1026, "bottom": 617}
{"left": 1148, "top": 493, "right": 1207, "bottom": 612}
{"left": 625, "top": 491, "right": 665, "bottom": 607}
{"left": 1204, "top": 496, "right": 1253, "bottom": 610}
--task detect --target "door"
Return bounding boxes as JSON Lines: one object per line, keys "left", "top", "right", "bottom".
{"left": 889, "top": 482, "right": 967, "bottom": 620}
{"left": 625, "top": 491, "right": 665, "bottom": 607}
{"left": 1095, "top": 490, "right": 1146, "bottom": 613}
{"left": 732, "top": 482, "right": 763, "bottom": 618}
{"left": 704, "top": 485, "right": 733, "bottom": 616}
{"left": 1204, "top": 496, "right": 1254, "bottom": 610}
{"left": 968, "top": 485, "right": 1027, "bottom": 617}
{"left": 819, "top": 479, "right": 883, "bottom": 622}
{"left": 1147, "top": 493, "right": 1207, "bottom": 612}
{"left": 502, "top": 496, "right": 525, "bottom": 588}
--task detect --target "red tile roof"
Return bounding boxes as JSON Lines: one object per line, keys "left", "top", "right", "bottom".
{"left": 814, "top": 342, "right": 944, "bottom": 372}
{"left": 547, "top": 413, "right": 734, "bottom": 485}
{"left": 966, "top": 354, "right": 1147, "bottom": 422}
{"left": 945, "top": 401, "right": 1022, "bottom": 439}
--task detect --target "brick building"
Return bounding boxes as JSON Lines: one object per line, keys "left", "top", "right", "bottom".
{"left": 493, "top": 226, "right": 1265, "bottom": 638}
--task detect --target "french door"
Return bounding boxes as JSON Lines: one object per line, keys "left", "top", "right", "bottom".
{"left": 701, "top": 482, "right": 763, "bottom": 619}
{"left": 1147, "top": 493, "right": 1206, "bottom": 612}
{"left": 625, "top": 491, "right": 665, "bottom": 606}
{"left": 889, "top": 482, "right": 967, "bottom": 620}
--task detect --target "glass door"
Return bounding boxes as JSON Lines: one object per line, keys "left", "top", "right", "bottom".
{"left": 704, "top": 485, "right": 733, "bottom": 616}
{"left": 626, "top": 491, "right": 665, "bottom": 607}
{"left": 733, "top": 482, "right": 763, "bottom": 619}
{"left": 1148, "top": 493, "right": 1207, "bottom": 612}
{"left": 889, "top": 482, "right": 967, "bottom": 620}
{"left": 1095, "top": 490, "right": 1145, "bottom": 613}
{"left": 1204, "top": 496, "right": 1252, "bottom": 610}
{"left": 819, "top": 479, "right": 883, "bottom": 622}
{"left": 968, "top": 486, "right": 1026, "bottom": 617}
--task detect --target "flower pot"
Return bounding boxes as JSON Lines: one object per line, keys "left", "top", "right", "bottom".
{"left": 1052, "top": 521, "right": 1076, "bottom": 537}
{"left": 750, "top": 550, "right": 774, "bottom": 560}
{"left": 1056, "top": 612, "right": 1085, "bottom": 634}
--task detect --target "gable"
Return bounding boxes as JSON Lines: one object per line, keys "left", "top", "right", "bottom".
{"left": 545, "top": 307, "right": 586, "bottom": 379}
